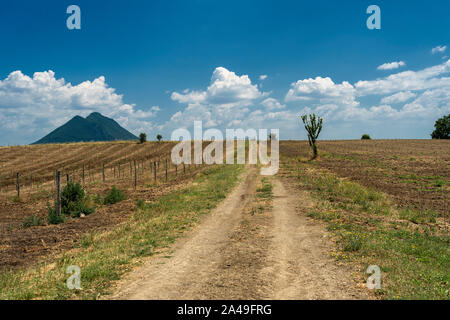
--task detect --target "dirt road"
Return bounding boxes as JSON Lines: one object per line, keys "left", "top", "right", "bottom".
{"left": 108, "top": 167, "right": 369, "bottom": 299}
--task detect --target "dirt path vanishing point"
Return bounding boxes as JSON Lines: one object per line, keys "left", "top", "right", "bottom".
{"left": 108, "top": 167, "right": 370, "bottom": 300}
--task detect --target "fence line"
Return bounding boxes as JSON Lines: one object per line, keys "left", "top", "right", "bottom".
{"left": 0, "top": 156, "right": 212, "bottom": 201}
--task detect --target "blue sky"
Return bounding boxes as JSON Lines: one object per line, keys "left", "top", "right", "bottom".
{"left": 0, "top": 0, "right": 449, "bottom": 145}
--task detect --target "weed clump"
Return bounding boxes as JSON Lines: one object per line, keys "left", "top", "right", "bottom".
{"left": 136, "top": 199, "right": 145, "bottom": 209}
{"left": 340, "top": 233, "right": 364, "bottom": 252}
{"left": 103, "top": 186, "right": 126, "bottom": 205}
{"left": 47, "top": 202, "right": 65, "bottom": 225}
{"left": 22, "top": 214, "right": 44, "bottom": 228}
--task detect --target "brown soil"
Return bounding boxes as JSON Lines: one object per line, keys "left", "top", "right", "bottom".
{"left": 0, "top": 140, "right": 212, "bottom": 272}
{"left": 108, "top": 167, "right": 370, "bottom": 300}
{"left": 280, "top": 140, "right": 449, "bottom": 217}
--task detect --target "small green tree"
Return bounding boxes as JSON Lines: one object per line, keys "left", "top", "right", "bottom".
{"left": 60, "top": 181, "right": 95, "bottom": 218}
{"left": 301, "top": 113, "right": 323, "bottom": 159}
{"left": 139, "top": 133, "right": 147, "bottom": 143}
{"left": 361, "top": 134, "right": 371, "bottom": 140}
{"left": 156, "top": 134, "right": 163, "bottom": 142}
{"left": 431, "top": 114, "right": 449, "bottom": 139}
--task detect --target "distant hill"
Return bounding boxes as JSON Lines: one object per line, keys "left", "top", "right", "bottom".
{"left": 33, "top": 112, "right": 138, "bottom": 144}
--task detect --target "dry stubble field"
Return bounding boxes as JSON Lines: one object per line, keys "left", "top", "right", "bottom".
{"left": 280, "top": 139, "right": 449, "bottom": 217}
{"left": 280, "top": 139, "right": 449, "bottom": 299}
{"left": 0, "top": 141, "right": 213, "bottom": 271}
{"left": 0, "top": 139, "right": 448, "bottom": 299}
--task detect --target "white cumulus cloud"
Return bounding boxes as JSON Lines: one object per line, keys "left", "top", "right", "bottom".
{"left": 380, "top": 91, "right": 417, "bottom": 104}
{"left": 285, "top": 60, "right": 450, "bottom": 138}
{"left": 261, "top": 97, "right": 285, "bottom": 110}
{"left": 171, "top": 67, "right": 266, "bottom": 108}
{"left": 285, "top": 76, "right": 357, "bottom": 107}
{"left": 377, "top": 61, "right": 406, "bottom": 70}
{"left": 432, "top": 45, "right": 447, "bottom": 54}
{"left": 167, "top": 67, "right": 271, "bottom": 132}
{"left": 0, "top": 70, "right": 158, "bottom": 144}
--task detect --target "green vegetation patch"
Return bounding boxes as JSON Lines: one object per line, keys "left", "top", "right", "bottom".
{"left": 256, "top": 178, "right": 274, "bottom": 199}
{"left": 282, "top": 158, "right": 449, "bottom": 300}
{"left": 0, "top": 164, "right": 243, "bottom": 300}
{"left": 102, "top": 186, "right": 126, "bottom": 205}
{"left": 61, "top": 181, "right": 95, "bottom": 218}
{"left": 22, "top": 214, "right": 44, "bottom": 228}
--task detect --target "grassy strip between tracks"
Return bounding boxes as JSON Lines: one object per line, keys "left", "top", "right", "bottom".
{"left": 0, "top": 164, "right": 243, "bottom": 300}
{"left": 282, "top": 156, "right": 449, "bottom": 300}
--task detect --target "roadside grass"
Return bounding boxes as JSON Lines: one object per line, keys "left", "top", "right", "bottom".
{"left": 0, "top": 164, "right": 243, "bottom": 300}
{"left": 399, "top": 208, "right": 438, "bottom": 224}
{"left": 256, "top": 178, "right": 273, "bottom": 200}
{"left": 282, "top": 156, "right": 449, "bottom": 300}
{"left": 251, "top": 177, "right": 274, "bottom": 215}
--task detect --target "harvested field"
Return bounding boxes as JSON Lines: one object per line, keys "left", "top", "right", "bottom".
{"left": 1, "top": 139, "right": 448, "bottom": 300}
{"left": 0, "top": 141, "right": 214, "bottom": 272}
{"left": 280, "top": 140, "right": 449, "bottom": 217}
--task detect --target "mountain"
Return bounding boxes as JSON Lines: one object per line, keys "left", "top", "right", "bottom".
{"left": 32, "top": 112, "right": 138, "bottom": 144}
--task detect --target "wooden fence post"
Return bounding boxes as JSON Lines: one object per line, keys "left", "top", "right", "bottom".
{"left": 66, "top": 173, "right": 70, "bottom": 184}
{"left": 102, "top": 163, "right": 105, "bottom": 183}
{"left": 134, "top": 160, "right": 137, "bottom": 190}
{"left": 118, "top": 163, "right": 121, "bottom": 179}
{"left": 30, "top": 174, "right": 33, "bottom": 189}
{"left": 82, "top": 164, "right": 85, "bottom": 186}
{"left": 175, "top": 164, "right": 178, "bottom": 177}
{"left": 154, "top": 161, "right": 157, "bottom": 183}
{"left": 56, "top": 171, "right": 61, "bottom": 216}
{"left": 16, "top": 173, "right": 20, "bottom": 198}
{"left": 165, "top": 159, "right": 168, "bottom": 182}
{"left": 183, "top": 163, "right": 186, "bottom": 174}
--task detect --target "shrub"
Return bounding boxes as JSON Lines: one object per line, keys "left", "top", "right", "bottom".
{"left": 139, "top": 132, "right": 147, "bottom": 143}
{"left": 23, "top": 214, "right": 44, "bottom": 228}
{"left": 47, "top": 202, "right": 65, "bottom": 225}
{"left": 156, "top": 134, "right": 163, "bottom": 142}
{"left": 361, "top": 134, "right": 371, "bottom": 140}
{"left": 61, "top": 181, "right": 84, "bottom": 210}
{"left": 60, "top": 181, "right": 95, "bottom": 218}
{"left": 66, "top": 198, "right": 96, "bottom": 218}
{"left": 103, "top": 186, "right": 126, "bottom": 205}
